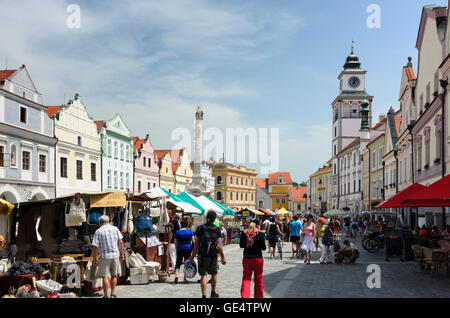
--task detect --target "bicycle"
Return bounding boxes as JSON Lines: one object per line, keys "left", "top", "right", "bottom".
{"left": 364, "top": 233, "right": 385, "bottom": 253}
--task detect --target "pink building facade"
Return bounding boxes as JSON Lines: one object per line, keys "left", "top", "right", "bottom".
{"left": 133, "top": 134, "right": 159, "bottom": 193}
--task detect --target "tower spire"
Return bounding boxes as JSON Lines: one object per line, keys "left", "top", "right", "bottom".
{"left": 351, "top": 40, "right": 354, "bottom": 54}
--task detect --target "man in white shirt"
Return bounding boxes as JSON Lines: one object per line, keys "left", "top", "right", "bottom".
{"left": 92, "top": 215, "right": 124, "bottom": 298}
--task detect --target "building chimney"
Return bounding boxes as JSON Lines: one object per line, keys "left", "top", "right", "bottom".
{"left": 379, "top": 113, "right": 386, "bottom": 122}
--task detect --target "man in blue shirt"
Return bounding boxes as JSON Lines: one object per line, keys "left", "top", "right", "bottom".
{"left": 289, "top": 215, "right": 302, "bottom": 259}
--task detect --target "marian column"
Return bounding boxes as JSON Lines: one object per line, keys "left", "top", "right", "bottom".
{"left": 187, "top": 105, "right": 209, "bottom": 197}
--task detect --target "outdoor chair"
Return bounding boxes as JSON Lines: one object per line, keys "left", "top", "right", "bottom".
{"left": 437, "top": 240, "right": 450, "bottom": 249}
{"left": 422, "top": 247, "right": 443, "bottom": 277}
{"left": 411, "top": 245, "right": 425, "bottom": 272}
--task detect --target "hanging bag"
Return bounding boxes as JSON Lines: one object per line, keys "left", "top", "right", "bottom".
{"left": 65, "top": 197, "right": 86, "bottom": 227}
{"left": 136, "top": 214, "right": 153, "bottom": 233}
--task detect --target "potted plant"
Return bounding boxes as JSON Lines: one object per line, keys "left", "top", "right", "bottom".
{"left": 417, "top": 238, "right": 431, "bottom": 248}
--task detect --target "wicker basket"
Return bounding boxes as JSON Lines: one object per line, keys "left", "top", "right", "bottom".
{"left": 36, "top": 279, "right": 63, "bottom": 296}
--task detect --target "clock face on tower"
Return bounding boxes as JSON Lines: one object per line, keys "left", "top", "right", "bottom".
{"left": 348, "top": 76, "right": 360, "bottom": 88}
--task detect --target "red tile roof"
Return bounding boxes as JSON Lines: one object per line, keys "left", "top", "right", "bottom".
{"left": 155, "top": 149, "right": 183, "bottom": 173}
{"left": 94, "top": 120, "right": 104, "bottom": 133}
{"left": 372, "top": 118, "right": 386, "bottom": 130}
{"left": 132, "top": 137, "right": 145, "bottom": 153}
{"left": 394, "top": 117, "right": 402, "bottom": 136}
{"left": 268, "top": 172, "right": 293, "bottom": 185}
{"left": 326, "top": 158, "right": 332, "bottom": 165}
{"left": 291, "top": 186, "right": 307, "bottom": 202}
{"left": 255, "top": 178, "right": 267, "bottom": 189}
{"left": 0, "top": 70, "right": 17, "bottom": 80}
{"left": 404, "top": 66, "right": 416, "bottom": 81}
{"left": 45, "top": 106, "right": 61, "bottom": 118}
{"left": 154, "top": 150, "right": 171, "bottom": 168}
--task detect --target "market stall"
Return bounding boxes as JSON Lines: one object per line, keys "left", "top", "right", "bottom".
{"left": 0, "top": 191, "right": 137, "bottom": 297}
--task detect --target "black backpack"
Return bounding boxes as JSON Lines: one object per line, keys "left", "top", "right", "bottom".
{"left": 198, "top": 224, "right": 219, "bottom": 257}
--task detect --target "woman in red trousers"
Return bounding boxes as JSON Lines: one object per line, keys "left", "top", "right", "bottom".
{"left": 239, "top": 219, "right": 266, "bottom": 298}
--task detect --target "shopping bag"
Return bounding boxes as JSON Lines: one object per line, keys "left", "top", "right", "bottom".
{"left": 65, "top": 198, "right": 86, "bottom": 227}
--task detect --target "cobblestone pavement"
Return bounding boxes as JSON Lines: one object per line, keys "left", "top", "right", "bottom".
{"left": 86, "top": 233, "right": 450, "bottom": 298}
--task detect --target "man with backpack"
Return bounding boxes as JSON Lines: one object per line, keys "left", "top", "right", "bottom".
{"left": 189, "top": 210, "right": 226, "bottom": 298}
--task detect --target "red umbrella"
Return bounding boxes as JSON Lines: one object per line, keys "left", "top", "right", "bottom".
{"left": 374, "top": 183, "right": 426, "bottom": 209}
{"left": 401, "top": 175, "right": 450, "bottom": 207}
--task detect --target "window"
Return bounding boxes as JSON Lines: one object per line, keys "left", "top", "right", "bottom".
{"left": 76, "top": 160, "right": 83, "bottom": 180}
{"left": 20, "top": 107, "right": 27, "bottom": 123}
{"left": 107, "top": 140, "right": 112, "bottom": 157}
{"left": 125, "top": 145, "right": 130, "bottom": 161}
{"left": 91, "top": 163, "right": 96, "bottom": 181}
{"left": 217, "top": 176, "right": 223, "bottom": 185}
{"left": 120, "top": 144, "right": 124, "bottom": 160}
{"left": 148, "top": 157, "right": 151, "bottom": 168}
{"left": 22, "top": 151, "right": 30, "bottom": 170}
{"left": 126, "top": 173, "right": 129, "bottom": 190}
{"left": 276, "top": 198, "right": 280, "bottom": 204}
{"left": 251, "top": 193, "right": 254, "bottom": 201}
{"left": 230, "top": 191, "right": 233, "bottom": 201}
{"left": 138, "top": 180, "right": 142, "bottom": 193}
{"left": 241, "top": 178, "right": 244, "bottom": 186}
{"left": 245, "top": 193, "right": 248, "bottom": 202}
{"left": 39, "top": 154, "right": 46, "bottom": 173}
{"left": 281, "top": 198, "right": 286, "bottom": 204}
{"left": 107, "top": 170, "right": 111, "bottom": 188}
{"left": 114, "top": 141, "right": 118, "bottom": 158}
{"left": 143, "top": 156, "right": 146, "bottom": 167}
{"left": 216, "top": 191, "right": 222, "bottom": 201}
{"left": 10, "top": 145, "right": 16, "bottom": 167}
{"left": 251, "top": 179, "right": 254, "bottom": 187}
{"left": 241, "top": 192, "right": 243, "bottom": 201}
{"left": 0, "top": 146, "right": 4, "bottom": 167}
{"left": 77, "top": 136, "right": 82, "bottom": 146}
{"left": 259, "top": 201, "right": 263, "bottom": 208}
{"left": 245, "top": 178, "right": 248, "bottom": 186}
{"left": 120, "top": 172, "right": 123, "bottom": 189}
{"left": 153, "top": 183, "right": 156, "bottom": 188}
{"left": 147, "top": 181, "right": 151, "bottom": 190}
{"left": 425, "top": 140, "right": 430, "bottom": 167}
{"left": 114, "top": 171, "right": 118, "bottom": 189}
{"left": 60, "top": 157, "right": 68, "bottom": 178}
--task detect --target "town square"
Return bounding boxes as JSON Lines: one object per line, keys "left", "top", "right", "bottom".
{"left": 0, "top": 0, "right": 450, "bottom": 303}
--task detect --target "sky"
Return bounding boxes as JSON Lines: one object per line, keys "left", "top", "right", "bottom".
{"left": 1, "top": 0, "right": 448, "bottom": 183}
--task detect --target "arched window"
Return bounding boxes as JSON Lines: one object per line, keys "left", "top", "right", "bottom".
{"left": 216, "top": 191, "right": 222, "bottom": 201}
{"left": 217, "top": 175, "right": 222, "bottom": 185}
{"left": 230, "top": 176, "right": 233, "bottom": 185}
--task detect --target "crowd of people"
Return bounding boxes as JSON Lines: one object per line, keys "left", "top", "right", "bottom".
{"left": 91, "top": 208, "right": 415, "bottom": 299}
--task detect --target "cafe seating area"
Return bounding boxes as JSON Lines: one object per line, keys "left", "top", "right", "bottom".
{"left": 412, "top": 240, "right": 450, "bottom": 277}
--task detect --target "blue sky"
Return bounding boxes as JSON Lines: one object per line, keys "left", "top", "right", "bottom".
{"left": 1, "top": 0, "right": 448, "bottom": 183}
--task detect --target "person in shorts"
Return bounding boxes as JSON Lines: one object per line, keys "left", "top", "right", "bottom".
{"left": 289, "top": 215, "right": 302, "bottom": 258}
{"left": 189, "top": 210, "right": 226, "bottom": 298}
{"left": 267, "top": 218, "right": 283, "bottom": 258}
{"left": 92, "top": 215, "right": 124, "bottom": 298}
{"left": 173, "top": 217, "right": 194, "bottom": 284}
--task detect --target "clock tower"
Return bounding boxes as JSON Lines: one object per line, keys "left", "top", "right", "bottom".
{"left": 330, "top": 43, "right": 373, "bottom": 209}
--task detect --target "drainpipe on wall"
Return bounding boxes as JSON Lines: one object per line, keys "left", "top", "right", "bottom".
{"left": 407, "top": 122, "right": 415, "bottom": 229}
{"left": 440, "top": 78, "right": 448, "bottom": 229}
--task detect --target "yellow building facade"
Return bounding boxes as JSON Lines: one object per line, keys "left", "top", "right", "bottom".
{"left": 48, "top": 94, "right": 102, "bottom": 196}
{"left": 211, "top": 163, "right": 257, "bottom": 210}
{"left": 309, "top": 163, "right": 332, "bottom": 214}
{"left": 155, "top": 150, "right": 175, "bottom": 193}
